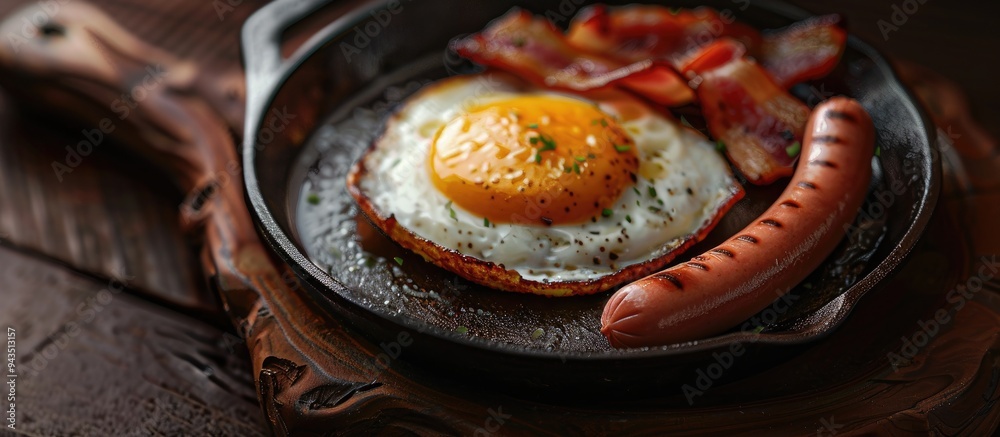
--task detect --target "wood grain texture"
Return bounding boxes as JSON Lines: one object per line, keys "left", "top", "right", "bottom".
{"left": 0, "top": 90, "right": 213, "bottom": 314}
{"left": 0, "top": 244, "right": 266, "bottom": 435}
{"left": 0, "top": 0, "right": 267, "bottom": 312}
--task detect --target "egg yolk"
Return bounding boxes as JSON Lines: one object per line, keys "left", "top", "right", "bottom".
{"left": 429, "top": 95, "right": 639, "bottom": 226}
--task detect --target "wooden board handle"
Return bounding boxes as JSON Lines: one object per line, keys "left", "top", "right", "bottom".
{"left": 0, "top": 4, "right": 473, "bottom": 435}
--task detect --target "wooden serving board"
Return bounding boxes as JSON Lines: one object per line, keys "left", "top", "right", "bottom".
{"left": 1, "top": 0, "right": 998, "bottom": 435}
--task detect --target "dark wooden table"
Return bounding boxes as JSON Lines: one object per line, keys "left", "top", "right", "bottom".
{"left": 1, "top": 1, "right": 998, "bottom": 435}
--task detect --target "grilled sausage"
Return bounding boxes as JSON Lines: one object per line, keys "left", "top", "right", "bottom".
{"left": 601, "top": 97, "right": 875, "bottom": 348}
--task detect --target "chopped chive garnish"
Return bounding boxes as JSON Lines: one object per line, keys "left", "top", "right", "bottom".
{"left": 648, "top": 186, "right": 657, "bottom": 198}
{"left": 306, "top": 193, "right": 321, "bottom": 205}
{"left": 530, "top": 328, "right": 544, "bottom": 340}
{"left": 786, "top": 141, "right": 801, "bottom": 157}
{"left": 455, "top": 326, "right": 469, "bottom": 334}
{"left": 600, "top": 119, "right": 608, "bottom": 127}
{"left": 483, "top": 217, "right": 490, "bottom": 227}
{"left": 393, "top": 257, "right": 404, "bottom": 266}
{"left": 446, "top": 201, "right": 457, "bottom": 221}
{"left": 633, "top": 187, "right": 641, "bottom": 196}
{"left": 587, "top": 153, "right": 596, "bottom": 159}
{"left": 573, "top": 163, "right": 581, "bottom": 174}
{"left": 539, "top": 142, "right": 556, "bottom": 152}
{"left": 680, "top": 116, "right": 693, "bottom": 128}
{"left": 591, "top": 119, "right": 600, "bottom": 125}
{"left": 575, "top": 156, "right": 587, "bottom": 162}
{"left": 752, "top": 326, "right": 765, "bottom": 334}
{"left": 715, "top": 141, "right": 726, "bottom": 152}
{"left": 538, "top": 134, "right": 557, "bottom": 151}
{"left": 390, "top": 158, "right": 401, "bottom": 168}
{"left": 657, "top": 198, "right": 665, "bottom": 206}
{"left": 602, "top": 208, "right": 614, "bottom": 217}
{"left": 615, "top": 144, "right": 631, "bottom": 152}
{"left": 564, "top": 166, "right": 572, "bottom": 173}
{"left": 875, "top": 146, "right": 881, "bottom": 157}
{"left": 529, "top": 137, "right": 539, "bottom": 144}
{"left": 535, "top": 152, "right": 542, "bottom": 164}
{"left": 649, "top": 206, "right": 662, "bottom": 213}
{"left": 625, "top": 215, "right": 632, "bottom": 223}
{"left": 527, "top": 123, "right": 539, "bottom": 129}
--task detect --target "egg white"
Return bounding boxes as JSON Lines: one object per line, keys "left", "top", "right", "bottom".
{"left": 356, "top": 72, "right": 740, "bottom": 283}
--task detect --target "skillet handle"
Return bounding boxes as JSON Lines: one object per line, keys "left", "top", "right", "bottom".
{"left": 241, "top": 0, "right": 370, "bottom": 144}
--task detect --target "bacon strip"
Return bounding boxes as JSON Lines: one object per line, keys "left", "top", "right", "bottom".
{"left": 566, "top": 5, "right": 762, "bottom": 67}
{"left": 453, "top": 6, "right": 841, "bottom": 185}
{"left": 759, "top": 15, "right": 847, "bottom": 88}
{"left": 450, "top": 8, "right": 694, "bottom": 106}
{"left": 676, "top": 36, "right": 747, "bottom": 76}
{"left": 566, "top": 6, "right": 845, "bottom": 89}
{"left": 690, "top": 40, "right": 811, "bottom": 185}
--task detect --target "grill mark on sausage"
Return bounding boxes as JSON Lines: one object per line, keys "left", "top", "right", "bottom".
{"left": 761, "top": 219, "right": 782, "bottom": 228}
{"left": 654, "top": 273, "right": 684, "bottom": 290}
{"left": 826, "top": 110, "right": 858, "bottom": 123}
{"left": 809, "top": 160, "right": 837, "bottom": 168}
{"left": 780, "top": 200, "right": 801, "bottom": 208}
{"left": 710, "top": 248, "right": 734, "bottom": 258}
{"left": 736, "top": 235, "right": 758, "bottom": 244}
{"left": 687, "top": 262, "right": 709, "bottom": 271}
{"left": 811, "top": 135, "right": 842, "bottom": 144}
{"left": 797, "top": 181, "right": 817, "bottom": 190}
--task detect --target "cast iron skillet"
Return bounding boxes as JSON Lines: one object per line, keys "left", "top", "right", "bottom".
{"left": 242, "top": 0, "right": 939, "bottom": 394}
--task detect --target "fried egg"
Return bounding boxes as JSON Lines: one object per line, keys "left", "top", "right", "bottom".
{"left": 347, "top": 72, "right": 743, "bottom": 296}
